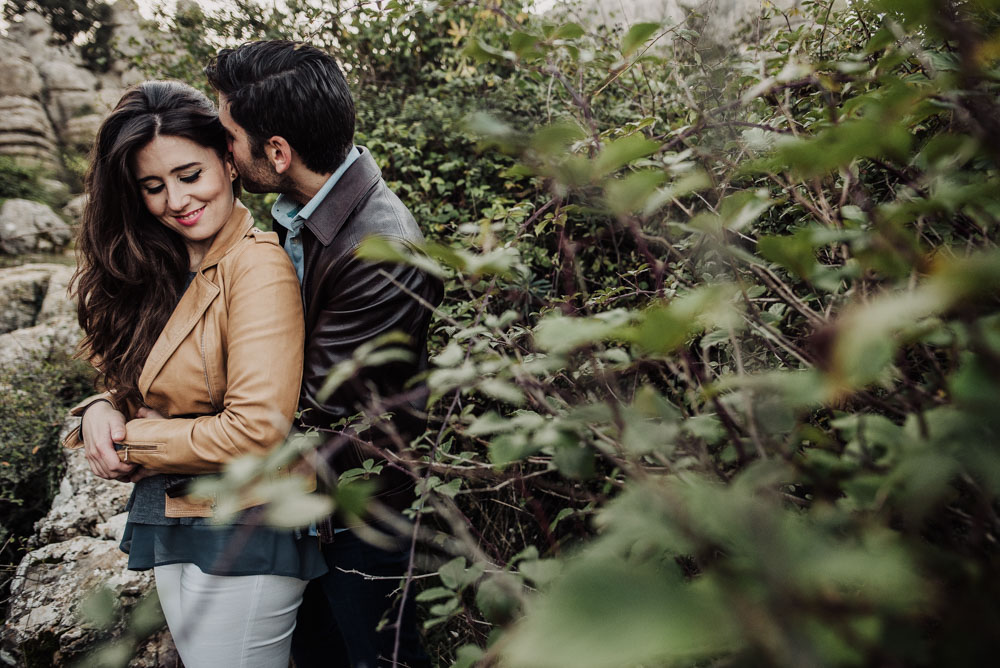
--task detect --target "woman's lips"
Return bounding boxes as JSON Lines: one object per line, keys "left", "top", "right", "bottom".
{"left": 175, "top": 206, "right": 205, "bottom": 227}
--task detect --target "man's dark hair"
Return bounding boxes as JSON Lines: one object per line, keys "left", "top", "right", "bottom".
{"left": 205, "top": 40, "right": 355, "bottom": 174}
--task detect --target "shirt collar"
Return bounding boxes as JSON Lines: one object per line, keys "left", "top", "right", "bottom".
{"left": 271, "top": 145, "right": 361, "bottom": 232}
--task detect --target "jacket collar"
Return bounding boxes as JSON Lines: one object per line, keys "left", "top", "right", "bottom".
{"left": 303, "top": 146, "right": 381, "bottom": 247}
{"left": 198, "top": 198, "right": 255, "bottom": 269}
{"left": 137, "top": 199, "right": 253, "bottom": 399}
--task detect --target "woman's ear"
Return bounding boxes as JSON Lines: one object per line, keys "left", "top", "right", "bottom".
{"left": 226, "top": 154, "right": 238, "bottom": 181}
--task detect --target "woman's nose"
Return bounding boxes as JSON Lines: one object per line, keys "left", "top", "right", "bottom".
{"left": 165, "top": 185, "right": 189, "bottom": 212}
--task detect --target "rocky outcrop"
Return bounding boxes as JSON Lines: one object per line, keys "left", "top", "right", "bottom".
{"left": 38, "top": 61, "right": 104, "bottom": 151}
{"left": 61, "top": 194, "right": 88, "bottom": 226}
{"left": 0, "top": 93, "right": 61, "bottom": 170}
{"left": 0, "top": 265, "right": 54, "bottom": 334}
{"left": 0, "top": 3, "right": 150, "bottom": 170}
{"left": 0, "top": 199, "right": 73, "bottom": 255}
{"left": 1, "top": 420, "right": 180, "bottom": 667}
{"left": 0, "top": 263, "right": 82, "bottom": 366}
{"left": 0, "top": 31, "right": 60, "bottom": 170}
{"left": 30, "top": 428, "right": 132, "bottom": 547}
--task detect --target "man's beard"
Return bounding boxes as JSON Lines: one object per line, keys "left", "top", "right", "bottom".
{"left": 235, "top": 153, "right": 294, "bottom": 195}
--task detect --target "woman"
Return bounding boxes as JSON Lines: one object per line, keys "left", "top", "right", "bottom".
{"left": 64, "top": 81, "right": 324, "bottom": 666}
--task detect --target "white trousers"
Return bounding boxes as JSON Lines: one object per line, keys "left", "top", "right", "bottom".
{"left": 154, "top": 563, "right": 307, "bottom": 668}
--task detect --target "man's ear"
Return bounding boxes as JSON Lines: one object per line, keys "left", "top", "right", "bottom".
{"left": 265, "top": 136, "right": 294, "bottom": 174}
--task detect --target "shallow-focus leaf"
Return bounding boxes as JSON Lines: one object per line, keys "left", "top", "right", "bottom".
{"left": 502, "top": 558, "right": 739, "bottom": 668}
{"left": 476, "top": 573, "right": 521, "bottom": 624}
{"left": 621, "top": 22, "right": 661, "bottom": 56}
{"left": 594, "top": 134, "right": 661, "bottom": 176}
{"left": 605, "top": 170, "right": 669, "bottom": 215}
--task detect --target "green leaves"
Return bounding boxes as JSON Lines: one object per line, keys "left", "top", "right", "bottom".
{"left": 594, "top": 134, "right": 661, "bottom": 175}
{"left": 621, "top": 22, "right": 661, "bottom": 56}
{"left": 503, "top": 558, "right": 739, "bottom": 668}
{"left": 115, "top": 2, "right": 1000, "bottom": 667}
{"left": 827, "top": 251, "right": 1000, "bottom": 391}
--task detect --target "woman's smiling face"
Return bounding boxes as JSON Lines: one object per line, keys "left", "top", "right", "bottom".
{"left": 134, "top": 135, "right": 237, "bottom": 269}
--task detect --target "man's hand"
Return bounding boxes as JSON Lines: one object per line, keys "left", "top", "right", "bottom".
{"left": 135, "top": 406, "right": 165, "bottom": 420}
{"left": 82, "top": 401, "right": 135, "bottom": 480}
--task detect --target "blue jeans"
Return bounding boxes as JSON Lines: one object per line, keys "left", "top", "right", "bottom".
{"left": 290, "top": 531, "right": 430, "bottom": 668}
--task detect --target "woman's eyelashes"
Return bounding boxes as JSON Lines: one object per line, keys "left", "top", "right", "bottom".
{"left": 141, "top": 169, "right": 203, "bottom": 195}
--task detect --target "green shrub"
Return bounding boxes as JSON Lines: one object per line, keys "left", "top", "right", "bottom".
{"left": 87, "top": 1, "right": 1000, "bottom": 666}
{"left": 0, "top": 157, "right": 51, "bottom": 205}
{"left": 0, "top": 350, "right": 96, "bottom": 616}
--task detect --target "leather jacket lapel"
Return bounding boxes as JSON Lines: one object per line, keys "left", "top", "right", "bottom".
{"left": 304, "top": 148, "right": 380, "bottom": 247}
{"left": 137, "top": 200, "right": 253, "bottom": 399}
{"left": 138, "top": 274, "right": 220, "bottom": 398}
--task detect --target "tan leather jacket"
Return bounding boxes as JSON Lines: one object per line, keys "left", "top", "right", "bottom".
{"left": 64, "top": 200, "right": 306, "bottom": 517}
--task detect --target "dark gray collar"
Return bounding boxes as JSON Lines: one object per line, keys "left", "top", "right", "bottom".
{"left": 303, "top": 145, "right": 381, "bottom": 247}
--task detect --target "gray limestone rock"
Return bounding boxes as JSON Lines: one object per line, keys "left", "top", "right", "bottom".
{"left": 0, "top": 263, "right": 76, "bottom": 336}
{"left": 0, "top": 97, "right": 60, "bottom": 169}
{"left": 0, "top": 416, "right": 180, "bottom": 667}
{"left": 3, "top": 535, "right": 178, "bottom": 667}
{"left": 60, "top": 113, "right": 104, "bottom": 150}
{"left": 0, "top": 314, "right": 82, "bottom": 367}
{"left": 37, "top": 61, "right": 98, "bottom": 94}
{"left": 0, "top": 40, "right": 43, "bottom": 99}
{"left": 37, "top": 62, "right": 103, "bottom": 149}
{"left": 0, "top": 265, "right": 51, "bottom": 334}
{"left": 36, "top": 264, "right": 77, "bottom": 325}
{"left": 61, "top": 194, "right": 88, "bottom": 225}
{"left": 31, "top": 438, "right": 132, "bottom": 547}
{"left": 0, "top": 199, "right": 72, "bottom": 255}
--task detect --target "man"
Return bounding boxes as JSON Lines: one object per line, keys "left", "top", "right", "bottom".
{"left": 83, "top": 40, "right": 440, "bottom": 667}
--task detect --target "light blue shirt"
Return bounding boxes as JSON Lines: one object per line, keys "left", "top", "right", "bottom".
{"left": 271, "top": 145, "right": 361, "bottom": 281}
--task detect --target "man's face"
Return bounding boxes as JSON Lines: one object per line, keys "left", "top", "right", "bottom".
{"left": 218, "top": 94, "right": 286, "bottom": 194}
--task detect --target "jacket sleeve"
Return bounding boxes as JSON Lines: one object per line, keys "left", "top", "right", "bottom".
{"left": 120, "top": 242, "right": 305, "bottom": 473}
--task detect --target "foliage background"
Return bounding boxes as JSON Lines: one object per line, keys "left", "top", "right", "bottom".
{"left": 5, "top": 0, "right": 1000, "bottom": 665}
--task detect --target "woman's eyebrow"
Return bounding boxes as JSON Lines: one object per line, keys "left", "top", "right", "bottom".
{"left": 137, "top": 162, "right": 202, "bottom": 183}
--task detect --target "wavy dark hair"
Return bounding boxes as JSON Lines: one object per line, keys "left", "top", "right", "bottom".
{"left": 74, "top": 80, "right": 237, "bottom": 409}
{"left": 205, "top": 40, "right": 355, "bottom": 173}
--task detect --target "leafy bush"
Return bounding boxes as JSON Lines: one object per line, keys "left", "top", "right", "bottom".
{"left": 109, "top": 1, "right": 1000, "bottom": 666}
{"left": 0, "top": 157, "right": 52, "bottom": 205}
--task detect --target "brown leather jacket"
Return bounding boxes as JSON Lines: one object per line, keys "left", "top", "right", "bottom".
{"left": 65, "top": 200, "right": 306, "bottom": 517}
{"left": 276, "top": 147, "right": 443, "bottom": 527}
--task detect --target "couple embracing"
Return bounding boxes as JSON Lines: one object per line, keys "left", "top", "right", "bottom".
{"left": 66, "top": 40, "right": 440, "bottom": 667}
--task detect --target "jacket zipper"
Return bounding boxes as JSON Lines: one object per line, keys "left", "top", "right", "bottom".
{"left": 122, "top": 444, "right": 159, "bottom": 462}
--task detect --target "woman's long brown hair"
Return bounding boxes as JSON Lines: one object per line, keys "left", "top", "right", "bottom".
{"left": 74, "top": 81, "right": 236, "bottom": 409}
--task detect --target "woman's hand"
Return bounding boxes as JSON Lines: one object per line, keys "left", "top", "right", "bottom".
{"left": 83, "top": 400, "right": 135, "bottom": 480}
{"left": 136, "top": 406, "right": 166, "bottom": 420}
